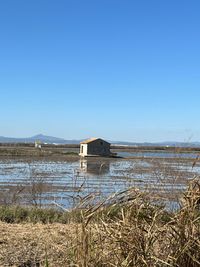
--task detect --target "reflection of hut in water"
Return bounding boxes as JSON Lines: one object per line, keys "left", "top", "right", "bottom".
{"left": 80, "top": 159, "right": 110, "bottom": 175}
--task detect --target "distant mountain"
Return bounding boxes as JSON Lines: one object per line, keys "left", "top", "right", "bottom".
{"left": 0, "top": 134, "right": 82, "bottom": 144}
{"left": 0, "top": 134, "right": 200, "bottom": 147}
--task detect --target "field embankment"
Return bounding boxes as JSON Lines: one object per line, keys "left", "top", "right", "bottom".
{"left": 0, "top": 143, "right": 79, "bottom": 159}
{"left": 1, "top": 143, "right": 200, "bottom": 158}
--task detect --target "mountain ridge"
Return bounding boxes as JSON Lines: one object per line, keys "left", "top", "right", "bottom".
{"left": 0, "top": 134, "right": 81, "bottom": 144}
{"left": 0, "top": 134, "right": 200, "bottom": 147}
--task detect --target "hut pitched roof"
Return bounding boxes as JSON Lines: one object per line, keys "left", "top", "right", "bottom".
{"left": 80, "top": 138, "right": 99, "bottom": 144}
{"left": 80, "top": 138, "right": 110, "bottom": 145}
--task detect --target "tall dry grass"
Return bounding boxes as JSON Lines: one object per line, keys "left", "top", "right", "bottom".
{"left": 73, "top": 178, "right": 200, "bottom": 267}
{"left": 0, "top": 179, "right": 200, "bottom": 266}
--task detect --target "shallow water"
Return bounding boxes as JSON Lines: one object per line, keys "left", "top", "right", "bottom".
{"left": 117, "top": 151, "right": 199, "bottom": 158}
{"left": 0, "top": 154, "right": 199, "bottom": 210}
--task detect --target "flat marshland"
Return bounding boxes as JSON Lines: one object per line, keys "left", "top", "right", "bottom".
{"left": 0, "top": 144, "right": 200, "bottom": 266}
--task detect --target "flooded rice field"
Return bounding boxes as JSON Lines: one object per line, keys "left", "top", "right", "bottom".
{"left": 0, "top": 150, "right": 200, "bottom": 210}
{"left": 117, "top": 151, "right": 199, "bottom": 158}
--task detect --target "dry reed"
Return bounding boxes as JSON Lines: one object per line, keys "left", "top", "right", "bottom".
{"left": 0, "top": 179, "right": 200, "bottom": 266}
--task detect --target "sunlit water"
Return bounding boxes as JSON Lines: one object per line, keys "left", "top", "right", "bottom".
{"left": 0, "top": 151, "right": 199, "bottom": 210}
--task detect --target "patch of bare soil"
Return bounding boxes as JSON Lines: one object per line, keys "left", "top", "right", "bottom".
{"left": 0, "top": 222, "right": 80, "bottom": 266}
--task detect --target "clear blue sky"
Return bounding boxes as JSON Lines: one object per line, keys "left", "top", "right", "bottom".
{"left": 0, "top": 0, "right": 200, "bottom": 142}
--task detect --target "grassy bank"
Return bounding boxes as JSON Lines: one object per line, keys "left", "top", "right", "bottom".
{"left": 0, "top": 146, "right": 79, "bottom": 157}
{"left": 0, "top": 180, "right": 200, "bottom": 266}
{"left": 0, "top": 205, "right": 82, "bottom": 224}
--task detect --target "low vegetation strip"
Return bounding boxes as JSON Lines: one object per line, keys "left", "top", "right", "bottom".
{"left": 0, "top": 146, "right": 79, "bottom": 157}
{"left": 0, "top": 206, "right": 82, "bottom": 224}
{"left": 0, "top": 180, "right": 200, "bottom": 266}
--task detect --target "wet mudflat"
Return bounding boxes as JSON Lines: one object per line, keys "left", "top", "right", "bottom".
{"left": 0, "top": 150, "right": 199, "bottom": 210}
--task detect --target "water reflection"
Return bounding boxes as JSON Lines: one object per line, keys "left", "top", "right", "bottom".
{"left": 0, "top": 157, "right": 198, "bottom": 210}
{"left": 80, "top": 159, "right": 110, "bottom": 175}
